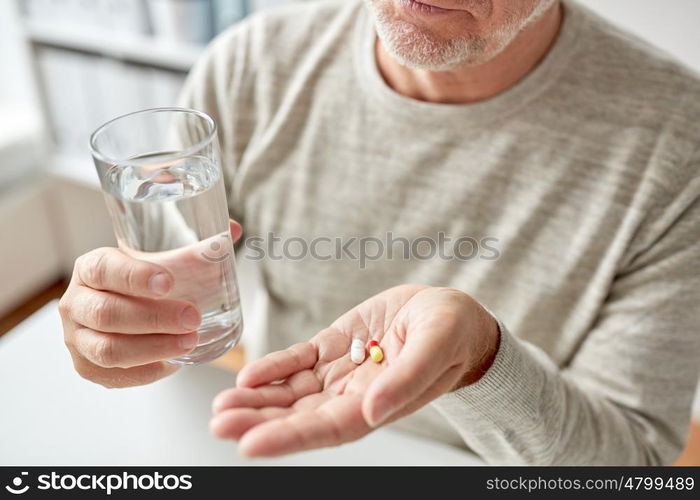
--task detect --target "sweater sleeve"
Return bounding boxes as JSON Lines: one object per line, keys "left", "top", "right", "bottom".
{"left": 432, "top": 151, "right": 700, "bottom": 465}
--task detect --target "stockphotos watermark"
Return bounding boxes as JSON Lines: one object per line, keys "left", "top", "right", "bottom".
{"left": 202, "top": 231, "right": 501, "bottom": 269}
{"left": 3, "top": 471, "right": 192, "bottom": 495}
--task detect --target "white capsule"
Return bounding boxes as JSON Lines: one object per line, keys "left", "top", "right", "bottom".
{"left": 350, "top": 338, "right": 366, "bottom": 364}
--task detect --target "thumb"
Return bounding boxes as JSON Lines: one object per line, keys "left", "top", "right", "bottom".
{"left": 229, "top": 219, "right": 243, "bottom": 243}
{"left": 361, "top": 335, "right": 448, "bottom": 428}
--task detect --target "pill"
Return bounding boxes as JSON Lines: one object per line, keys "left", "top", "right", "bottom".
{"left": 368, "top": 340, "right": 379, "bottom": 348}
{"left": 350, "top": 339, "right": 365, "bottom": 364}
{"left": 369, "top": 345, "right": 384, "bottom": 363}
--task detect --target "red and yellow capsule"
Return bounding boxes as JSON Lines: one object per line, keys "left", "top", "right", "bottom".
{"left": 368, "top": 340, "right": 383, "bottom": 363}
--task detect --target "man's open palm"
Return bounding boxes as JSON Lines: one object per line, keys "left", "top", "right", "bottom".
{"left": 210, "top": 284, "right": 498, "bottom": 457}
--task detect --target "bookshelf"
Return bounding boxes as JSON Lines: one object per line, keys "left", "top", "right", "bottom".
{"left": 17, "top": 2, "right": 215, "bottom": 183}
{"left": 15, "top": 0, "right": 302, "bottom": 179}
{"left": 23, "top": 20, "right": 205, "bottom": 72}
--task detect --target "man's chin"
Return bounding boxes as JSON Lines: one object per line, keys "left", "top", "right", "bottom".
{"left": 376, "top": 22, "right": 491, "bottom": 71}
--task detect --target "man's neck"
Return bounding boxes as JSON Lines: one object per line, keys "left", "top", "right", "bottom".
{"left": 375, "top": 2, "right": 563, "bottom": 105}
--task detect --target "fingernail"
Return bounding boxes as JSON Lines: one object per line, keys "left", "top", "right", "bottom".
{"left": 370, "top": 402, "right": 396, "bottom": 427}
{"left": 181, "top": 307, "right": 200, "bottom": 331}
{"left": 180, "top": 333, "right": 198, "bottom": 350}
{"left": 148, "top": 273, "right": 171, "bottom": 296}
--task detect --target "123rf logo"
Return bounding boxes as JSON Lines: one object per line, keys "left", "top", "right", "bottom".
{"left": 4, "top": 471, "right": 192, "bottom": 496}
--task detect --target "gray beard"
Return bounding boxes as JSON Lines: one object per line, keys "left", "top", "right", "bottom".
{"left": 365, "top": 0, "right": 556, "bottom": 71}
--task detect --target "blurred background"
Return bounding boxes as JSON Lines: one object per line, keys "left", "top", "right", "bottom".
{"left": 0, "top": 0, "right": 698, "bottom": 465}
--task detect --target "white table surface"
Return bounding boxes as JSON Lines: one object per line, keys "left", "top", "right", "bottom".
{"left": 0, "top": 301, "right": 482, "bottom": 466}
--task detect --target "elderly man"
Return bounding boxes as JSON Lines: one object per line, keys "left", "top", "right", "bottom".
{"left": 59, "top": 0, "right": 700, "bottom": 465}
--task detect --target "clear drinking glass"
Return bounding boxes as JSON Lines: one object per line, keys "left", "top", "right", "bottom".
{"left": 89, "top": 108, "right": 243, "bottom": 365}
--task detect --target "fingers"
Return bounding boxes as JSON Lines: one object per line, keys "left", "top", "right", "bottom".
{"left": 210, "top": 370, "right": 324, "bottom": 443}
{"left": 71, "top": 328, "right": 198, "bottom": 368}
{"left": 69, "top": 354, "right": 179, "bottom": 388}
{"left": 75, "top": 247, "right": 174, "bottom": 298}
{"left": 362, "top": 334, "right": 450, "bottom": 427}
{"left": 210, "top": 364, "right": 462, "bottom": 457}
{"left": 212, "top": 370, "right": 322, "bottom": 413}
{"left": 229, "top": 219, "right": 243, "bottom": 243}
{"left": 236, "top": 342, "right": 317, "bottom": 388}
{"left": 68, "top": 288, "right": 200, "bottom": 334}
{"left": 237, "top": 394, "right": 367, "bottom": 457}
{"left": 210, "top": 407, "right": 293, "bottom": 440}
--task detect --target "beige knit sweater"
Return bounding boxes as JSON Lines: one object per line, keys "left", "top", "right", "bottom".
{"left": 179, "top": 0, "right": 700, "bottom": 464}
